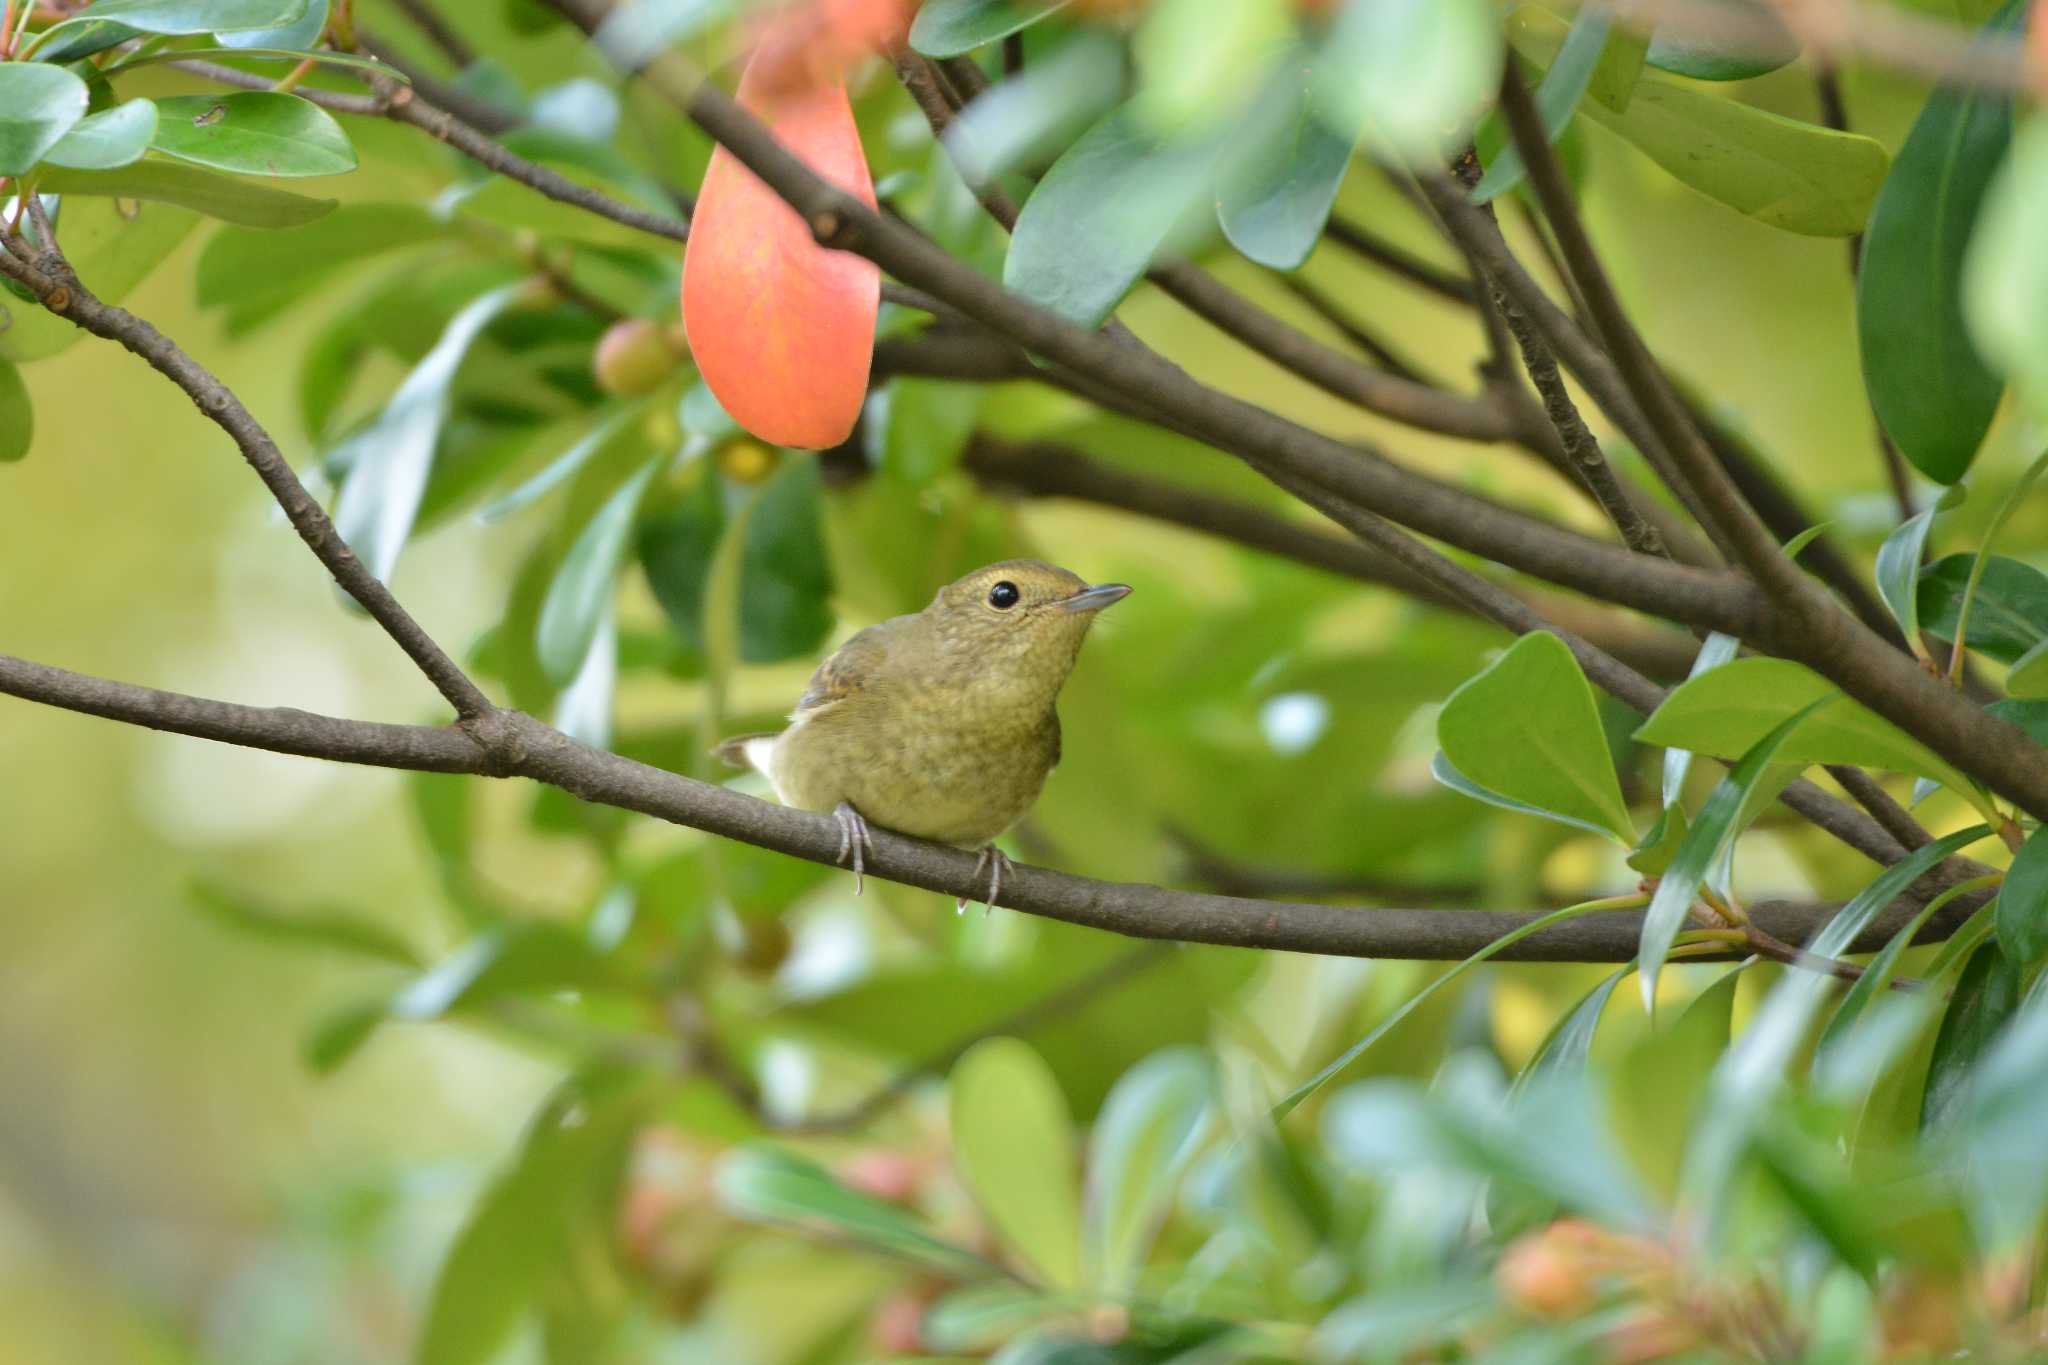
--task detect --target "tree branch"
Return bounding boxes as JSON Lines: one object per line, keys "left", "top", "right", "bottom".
{"left": 0, "top": 236, "right": 496, "bottom": 723}
{"left": 0, "top": 650, "right": 1973, "bottom": 962}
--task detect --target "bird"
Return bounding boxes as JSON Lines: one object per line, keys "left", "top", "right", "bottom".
{"left": 717, "top": 559, "right": 1130, "bottom": 908}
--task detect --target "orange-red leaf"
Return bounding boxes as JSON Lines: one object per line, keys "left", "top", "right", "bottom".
{"left": 682, "top": 51, "right": 879, "bottom": 451}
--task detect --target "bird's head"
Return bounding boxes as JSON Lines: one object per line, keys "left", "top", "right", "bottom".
{"left": 925, "top": 559, "right": 1130, "bottom": 693}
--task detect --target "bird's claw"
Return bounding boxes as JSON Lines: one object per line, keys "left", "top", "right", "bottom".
{"left": 833, "top": 802, "right": 874, "bottom": 895}
{"left": 957, "top": 845, "right": 1014, "bottom": 914}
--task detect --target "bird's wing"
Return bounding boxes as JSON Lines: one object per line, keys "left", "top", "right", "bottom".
{"left": 793, "top": 619, "right": 901, "bottom": 716}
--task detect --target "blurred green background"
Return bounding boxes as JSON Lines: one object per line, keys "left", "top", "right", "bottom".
{"left": 2, "top": 4, "right": 2041, "bottom": 1360}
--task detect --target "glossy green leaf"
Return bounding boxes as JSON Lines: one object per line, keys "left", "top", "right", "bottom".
{"left": 1957, "top": 983, "right": 2048, "bottom": 1243}
{"left": 1431, "top": 752, "right": 1623, "bottom": 843}
{"left": 1437, "top": 631, "right": 1634, "bottom": 845}
{"left": 1922, "top": 940, "right": 2021, "bottom": 1133}
{"left": 1314, "top": 0, "right": 1501, "bottom": 165}
{"left": 1510, "top": 10, "right": 1885, "bottom": 236}
{"left": 188, "top": 881, "right": 420, "bottom": 964}
{"left": 217, "top": 0, "right": 323, "bottom": 47}
{"left": 1644, "top": 0, "right": 1800, "bottom": 79}
{"left": 1661, "top": 630, "right": 1739, "bottom": 808}
{"left": 1876, "top": 505, "right": 1943, "bottom": 649}
{"left": 0, "top": 358, "right": 28, "bottom": 463}
{"left": 537, "top": 459, "right": 658, "bottom": 685}
{"left": 1857, "top": 0, "right": 2023, "bottom": 482}
{"left": 1081, "top": 1048, "right": 1214, "bottom": 1293}
{"left": 1817, "top": 869, "right": 1996, "bottom": 1074}
{"left": 1216, "top": 57, "right": 1357, "bottom": 271}
{"left": 943, "top": 32, "right": 1122, "bottom": 187}
{"left": 1272, "top": 895, "right": 1621, "bottom": 1119}
{"left": 1639, "top": 694, "right": 1835, "bottom": 1013}
{"left": 1004, "top": 103, "right": 1220, "bottom": 327}
{"left": 479, "top": 405, "right": 644, "bottom": 523}
{"left": 716, "top": 1146, "right": 992, "bottom": 1276}
{"left": 951, "top": 1037, "right": 1083, "bottom": 1287}
{"left": 0, "top": 64, "right": 88, "bottom": 175}
{"left": 28, "top": 19, "right": 139, "bottom": 61}
{"left": 1917, "top": 552, "right": 2048, "bottom": 665}
{"left": 333, "top": 282, "right": 524, "bottom": 585}
{"left": 1635, "top": 656, "right": 1973, "bottom": 793}
{"left": 0, "top": 193, "right": 197, "bottom": 363}
{"left": 151, "top": 92, "right": 355, "bottom": 178}
{"left": 1626, "top": 802, "right": 1688, "bottom": 876}
{"left": 41, "top": 99, "right": 156, "bottom": 171}
{"left": 414, "top": 1070, "right": 647, "bottom": 1365}
{"left": 909, "top": 0, "right": 1069, "bottom": 58}
{"left": 1999, "top": 824, "right": 2048, "bottom": 970}
{"left": 55, "top": 0, "right": 307, "bottom": 34}
{"left": 1474, "top": 4, "right": 1610, "bottom": 204}
{"left": 38, "top": 162, "right": 334, "bottom": 227}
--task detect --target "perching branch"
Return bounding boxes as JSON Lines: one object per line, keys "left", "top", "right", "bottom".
{"left": 0, "top": 650, "right": 1974, "bottom": 963}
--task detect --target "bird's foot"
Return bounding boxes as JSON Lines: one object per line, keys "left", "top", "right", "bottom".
{"left": 833, "top": 802, "right": 875, "bottom": 895}
{"left": 956, "top": 844, "right": 1014, "bottom": 914}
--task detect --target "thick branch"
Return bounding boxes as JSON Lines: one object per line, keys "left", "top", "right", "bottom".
{"left": 0, "top": 651, "right": 1971, "bottom": 962}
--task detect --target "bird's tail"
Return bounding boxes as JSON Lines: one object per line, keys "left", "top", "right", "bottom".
{"left": 714, "top": 732, "right": 779, "bottom": 773}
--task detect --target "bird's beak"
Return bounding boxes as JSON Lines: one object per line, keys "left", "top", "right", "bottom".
{"left": 1054, "top": 582, "right": 1132, "bottom": 613}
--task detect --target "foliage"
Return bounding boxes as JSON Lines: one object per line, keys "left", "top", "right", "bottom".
{"left": 11, "top": 0, "right": 2048, "bottom": 1363}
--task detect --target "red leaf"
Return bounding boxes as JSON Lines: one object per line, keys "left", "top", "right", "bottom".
{"left": 682, "top": 49, "right": 879, "bottom": 451}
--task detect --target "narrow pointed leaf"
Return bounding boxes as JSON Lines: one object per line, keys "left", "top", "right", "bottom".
{"left": 1921, "top": 940, "right": 2021, "bottom": 1133}
{"left": 1516, "top": 965, "right": 1631, "bottom": 1090}
{"left": 537, "top": 459, "right": 659, "bottom": 685}
{"left": 1639, "top": 694, "right": 1836, "bottom": 1011}
{"left": 716, "top": 1146, "right": 992, "bottom": 1275}
{"left": 1876, "top": 506, "right": 1942, "bottom": 646}
{"left": 1474, "top": 4, "right": 1610, "bottom": 204}
{"left": 0, "top": 64, "right": 89, "bottom": 174}
{"left": 1917, "top": 552, "right": 2048, "bottom": 664}
{"left": 1998, "top": 824, "right": 2048, "bottom": 969}
{"left": 1082, "top": 1048, "right": 1215, "bottom": 1292}
{"left": 1661, "top": 630, "right": 1739, "bottom": 807}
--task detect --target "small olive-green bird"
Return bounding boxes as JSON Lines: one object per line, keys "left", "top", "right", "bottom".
{"left": 718, "top": 560, "right": 1130, "bottom": 906}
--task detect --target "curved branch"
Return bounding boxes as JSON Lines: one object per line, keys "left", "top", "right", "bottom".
{"left": 0, "top": 650, "right": 1971, "bottom": 962}
{"left": 0, "top": 238, "right": 494, "bottom": 722}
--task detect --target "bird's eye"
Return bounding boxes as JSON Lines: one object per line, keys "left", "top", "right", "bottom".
{"left": 988, "top": 580, "right": 1020, "bottom": 610}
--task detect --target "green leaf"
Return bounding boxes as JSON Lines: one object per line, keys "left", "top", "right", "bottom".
{"left": 1517, "top": 965, "right": 1629, "bottom": 1090}
{"left": 1431, "top": 752, "right": 1625, "bottom": 843}
{"left": 1816, "top": 872, "right": 1997, "bottom": 1080}
{"left": 1921, "top": 939, "right": 2021, "bottom": 1133}
{"left": 1314, "top": 0, "right": 1501, "bottom": 165}
{"left": 56, "top": 0, "right": 308, "bottom": 35}
{"left": 1957, "top": 983, "right": 2048, "bottom": 1242}
{"left": 29, "top": 20, "right": 139, "bottom": 61}
{"left": 877, "top": 377, "right": 982, "bottom": 486}
{"left": 196, "top": 202, "right": 454, "bottom": 321}
{"left": 0, "top": 357, "right": 29, "bottom": 463}
{"left": 2009, "top": 635, "right": 2048, "bottom": 697}
{"left": 909, "top": 0, "right": 1069, "bottom": 58}
{"left": 1999, "top": 824, "right": 2048, "bottom": 970}
{"left": 1216, "top": 56, "right": 1357, "bottom": 271}
{"left": 1509, "top": 9, "right": 1885, "bottom": 236}
{"left": 1875, "top": 505, "right": 1944, "bottom": 648}
{"left": 415, "top": 1070, "right": 649, "bottom": 1365}
{"left": 715, "top": 1146, "right": 992, "bottom": 1276}
{"left": 1133, "top": 0, "right": 1292, "bottom": 136}
{"left": 188, "top": 880, "right": 420, "bottom": 964}
{"left": 1661, "top": 630, "right": 1739, "bottom": 808}
{"left": 479, "top": 404, "right": 644, "bottom": 523}
{"left": 1917, "top": 552, "right": 2048, "bottom": 665}
{"left": 1081, "top": 1047, "right": 1214, "bottom": 1293}
{"left": 217, "top": 0, "right": 324, "bottom": 47}
{"left": 42, "top": 99, "right": 156, "bottom": 171}
{"left": 943, "top": 31, "right": 1122, "bottom": 187}
{"left": 1857, "top": 0, "right": 2023, "bottom": 482}
{"left": 537, "top": 459, "right": 659, "bottom": 685}
{"left": 38, "top": 161, "right": 335, "bottom": 227}
{"left": 0, "top": 193, "right": 197, "bottom": 362}
{"left": 1474, "top": 4, "right": 1610, "bottom": 204}
{"left": 951, "top": 1037, "right": 1083, "bottom": 1287}
{"left": 1966, "top": 113, "right": 2048, "bottom": 414}
{"left": 0, "top": 64, "right": 89, "bottom": 175}
{"left": 1626, "top": 802, "right": 1688, "bottom": 876}
{"left": 333, "top": 281, "right": 524, "bottom": 584}
{"left": 1638, "top": 693, "right": 1836, "bottom": 1013}
{"left": 1004, "top": 102, "right": 1220, "bottom": 328}
{"left": 1272, "top": 895, "right": 1625, "bottom": 1120}
{"left": 151, "top": 92, "right": 355, "bottom": 178}
{"left": 1644, "top": 0, "right": 1800, "bottom": 79}
{"left": 1634, "top": 656, "right": 1974, "bottom": 794}
{"left": 1436, "top": 631, "right": 1634, "bottom": 845}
